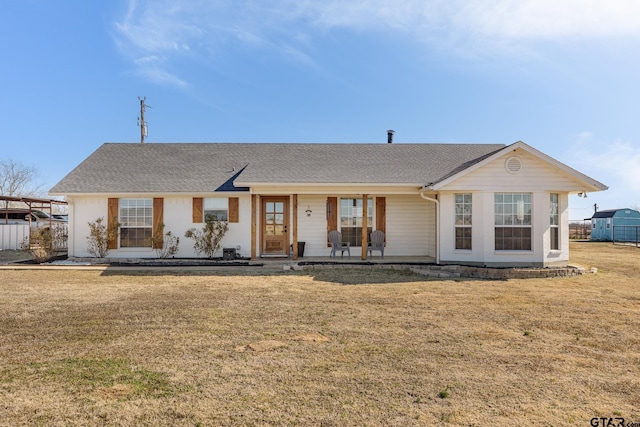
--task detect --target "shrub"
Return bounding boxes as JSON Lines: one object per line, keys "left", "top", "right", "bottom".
{"left": 86, "top": 217, "right": 119, "bottom": 258}
{"left": 147, "top": 223, "right": 180, "bottom": 259}
{"left": 184, "top": 218, "right": 229, "bottom": 258}
{"left": 25, "top": 226, "right": 68, "bottom": 262}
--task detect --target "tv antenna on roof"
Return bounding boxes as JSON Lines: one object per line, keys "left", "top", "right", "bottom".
{"left": 137, "top": 96, "right": 151, "bottom": 143}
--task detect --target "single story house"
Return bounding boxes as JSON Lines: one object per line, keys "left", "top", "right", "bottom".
{"left": 591, "top": 208, "right": 640, "bottom": 242}
{"left": 50, "top": 140, "right": 607, "bottom": 267}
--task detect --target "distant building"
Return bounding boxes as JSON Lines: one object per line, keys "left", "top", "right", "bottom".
{"left": 591, "top": 208, "right": 640, "bottom": 241}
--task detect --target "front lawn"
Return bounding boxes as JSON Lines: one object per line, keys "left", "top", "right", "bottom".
{"left": 0, "top": 242, "right": 638, "bottom": 425}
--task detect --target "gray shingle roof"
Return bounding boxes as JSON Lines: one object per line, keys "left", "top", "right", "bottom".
{"left": 50, "top": 142, "right": 506, "bottom": 194}
{"left": 592, "top": 209, "right": 640, "bottom": 218}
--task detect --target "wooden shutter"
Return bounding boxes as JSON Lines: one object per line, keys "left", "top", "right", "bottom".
{"left": 376, "top": 197, "right": 387, "bottom": 242}
{"left": 228, "top": 197, "right": 239, "bottom": 223}
{"left": 107, "top": 198, "right": 119, "bottom": 250}
{"left": 376, "top": 197, "right": 386, "bottom": 241}
{"left": 152, "top": 198, "right": 164, "bottom": 249}
{"left": 192, "top": 197, "right": 203, "bottom": 223}
{"left": 326, "top": 197, "right": 337, "bottom": 247}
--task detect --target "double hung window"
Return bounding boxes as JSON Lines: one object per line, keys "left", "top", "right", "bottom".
{"left": 550, "top": 193, "right": 559, "bottom": 250}
{"left": 455, "top": 194, "right": 472, "bottom": 250}
{"left": 494, "top": 193, "right": 532, "bottom": 250}
{"left": 340, "top": 198, "right": 373, "bottom": 247}
{"left": 119, "top": 198, "right": 153, "bottom": 248}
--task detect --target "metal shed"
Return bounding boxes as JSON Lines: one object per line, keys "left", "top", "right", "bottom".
{"left": 591, "top": 208, "right": 640, "bottom": 242}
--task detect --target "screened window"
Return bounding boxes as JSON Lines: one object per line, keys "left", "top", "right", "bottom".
{"left": 204, "top": 198, "right": 228, "bottom": 222}
{"left": 494, "top": 193, "right": 532, "bottom": 250}
{"left": 550, "top": 193, "right": 559, "bottom": 250}
{"left": 455, "top": 193, "right": 472, "bottom": 250}
{"left": 119, "top": 198, "right": 152, "bottom": 248}
{"left": 340, "top": 198, "right": 373, "bottom": 247}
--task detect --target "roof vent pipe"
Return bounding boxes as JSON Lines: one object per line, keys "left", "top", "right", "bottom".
{"left": 387, "top": 130, "right": 395, "bottom": 144}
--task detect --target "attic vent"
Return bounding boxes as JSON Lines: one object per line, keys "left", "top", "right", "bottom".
{"left": 505, "top": 156, "right": 523, "bottom": 174}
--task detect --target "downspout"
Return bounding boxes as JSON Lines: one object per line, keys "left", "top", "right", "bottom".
{"left": 420, "top": 188, "right": 440, "bottom": 264}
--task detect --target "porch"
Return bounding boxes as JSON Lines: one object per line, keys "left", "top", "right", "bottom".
{"left": 249, "top": 193, "right": 437, "bottom": 261}
{"left": 256, "top": 255, "right": 437, "bottom": 267}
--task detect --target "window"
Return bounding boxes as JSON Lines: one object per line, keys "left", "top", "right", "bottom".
{"left": 494, "top": 193, "right": 532, "bottom": 250}
{"left": 340, "top": 198, "right": 373, "bottom": 247}
{"left": 550, "top": 193, "right": 559, "bottom": 250}
{"left": 455, "top": 193, "right": 472, "bottom": 250}
{"left": 606, "top": 218, "right": 611, "bottom": 229}
{"left": 204, "top": 198, "right": 228, "bottom": 222}
{"left": 119, "top": 198, "right": 152, "bottom": 248}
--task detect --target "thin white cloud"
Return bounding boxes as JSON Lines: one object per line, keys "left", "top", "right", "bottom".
{"left": 113, "top": 0, "right": 640, "bottom": 86}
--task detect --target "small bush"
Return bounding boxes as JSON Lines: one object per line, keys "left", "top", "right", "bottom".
{"left": 86, "top": 217, "right": 119, "bottom": 258}
{"left": 147, "top": 223, "right": 180, "bottom": 259}
{"left": 185, "top": 218, "right": 229, "bottom": 258}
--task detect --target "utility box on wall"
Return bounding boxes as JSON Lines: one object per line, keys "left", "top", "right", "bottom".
{"left": 223, "top": 248, "right": 236, "bottom": 260}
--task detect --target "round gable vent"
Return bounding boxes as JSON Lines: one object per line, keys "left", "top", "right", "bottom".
{"left": 505, "top": 156, "right": 523, "bottom": 174}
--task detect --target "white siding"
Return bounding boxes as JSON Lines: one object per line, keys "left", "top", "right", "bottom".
{"left": 68, "top": 195, "right": 252, "bottom": 259}
{"left": 296, "top": 195, "right": 333, "bottom": 257}
{"left": 386, "top": 195, "right": 434, "bottom": 256}
{"left": 445, "top": 148, "right": 586, "bottom": 192}
{"left": 295, "top": 194, "right": 435, "bottom": 257}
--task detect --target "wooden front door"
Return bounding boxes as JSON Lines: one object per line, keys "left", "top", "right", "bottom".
{"left": 261, "top": 197, "right": 289, "bottom": 256}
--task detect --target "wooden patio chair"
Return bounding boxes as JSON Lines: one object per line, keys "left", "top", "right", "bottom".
{"left": 368, "top": 230, "right": 385, "bottom": 259}
{"left": 328, "top": 230, "right": 350, "bottom": 258}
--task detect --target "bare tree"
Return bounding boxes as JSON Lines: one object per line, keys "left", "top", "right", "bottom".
{"left": 0, "top": 159, "right": 43, "bottom": 207}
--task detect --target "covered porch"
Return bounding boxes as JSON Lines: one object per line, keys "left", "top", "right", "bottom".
{"left": 247, "top": 190, "right": 438, "bottom": 262}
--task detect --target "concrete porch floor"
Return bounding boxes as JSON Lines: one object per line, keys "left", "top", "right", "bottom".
{"left": 256, "top": 255, "right": 437, "bottom": 266}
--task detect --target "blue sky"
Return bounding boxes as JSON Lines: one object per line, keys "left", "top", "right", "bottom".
{"left": 2, "top": 0, "right": 640, "bottom": 218}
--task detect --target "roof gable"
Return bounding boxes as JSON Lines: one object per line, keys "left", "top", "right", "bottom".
{"left": 426, "top": 141, "right": 608, "bottom": 193}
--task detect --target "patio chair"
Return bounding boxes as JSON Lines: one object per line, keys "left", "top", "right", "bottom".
{"left": 368, "top": 230, "right": 385, "bottom": 259}
{"left": 328, "top": 230, "right": 350, "bottom": 258}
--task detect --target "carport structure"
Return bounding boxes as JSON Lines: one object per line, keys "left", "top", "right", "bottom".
{"left": 0, "top": 195, "right": 67, "bottom": 228}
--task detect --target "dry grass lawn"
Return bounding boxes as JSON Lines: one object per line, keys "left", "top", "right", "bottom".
{"left": 1, "top": 242, "right": 639, "bottom": 426}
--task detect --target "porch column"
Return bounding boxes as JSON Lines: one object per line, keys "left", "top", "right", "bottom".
{"left": 292, "top": 194, "right": 298, "bottom": 260}
{"left": 361, "top": 194, "right": 368, "bottom": 260}
{"left": 251, "top": 194, "right": 257, "bottom": 260}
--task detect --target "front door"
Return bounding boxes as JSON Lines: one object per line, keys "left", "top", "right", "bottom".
{"left": 261, "top": 197, "right": 289, "bottom": 256}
